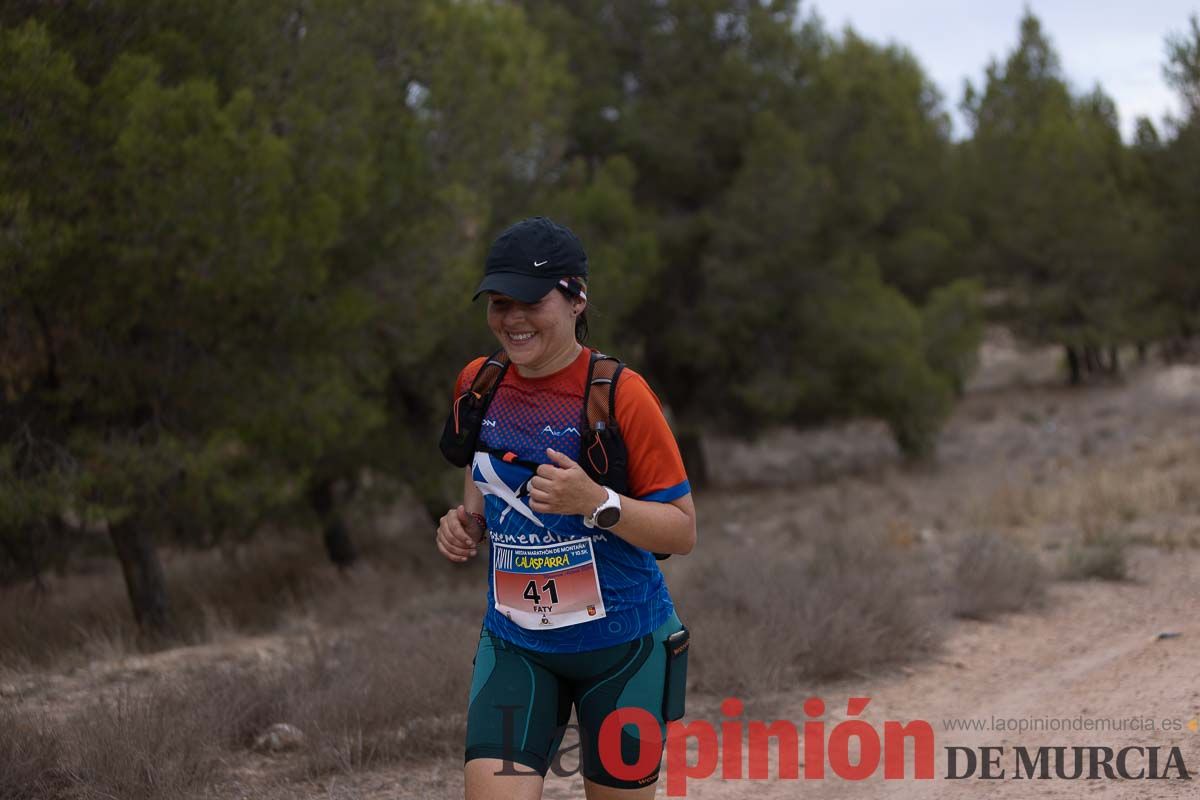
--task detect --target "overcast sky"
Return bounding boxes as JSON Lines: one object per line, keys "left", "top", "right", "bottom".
{"left": 808, "top": 0, "right": 1197, "bottom": 139}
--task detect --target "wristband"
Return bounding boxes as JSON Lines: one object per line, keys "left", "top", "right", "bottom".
{"left": 468, "top": 512, "right": 487, "bottom": 542}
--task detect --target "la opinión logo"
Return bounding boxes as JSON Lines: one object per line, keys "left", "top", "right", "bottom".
{"left": 488, "top": 696, "right": 1194, "bottom": 796}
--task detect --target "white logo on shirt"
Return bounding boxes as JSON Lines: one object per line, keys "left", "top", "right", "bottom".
{"left": 542, "top": 425, "right": 580, "bottom": 437}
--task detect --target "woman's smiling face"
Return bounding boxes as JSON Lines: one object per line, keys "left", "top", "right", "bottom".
{"left": 486, "top": 288, "right": 583, "bottom": 377}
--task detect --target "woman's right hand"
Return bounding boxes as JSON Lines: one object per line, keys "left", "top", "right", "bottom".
{"left": 437, "top": 505, "right": 484, "bottom": 563}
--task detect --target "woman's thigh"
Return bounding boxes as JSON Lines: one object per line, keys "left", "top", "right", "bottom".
{"left": 465, "top": 758, "right": 544, "bottom": 800}
{"left": 465, "top": 630, "right": 571, "bottom": 795}
{"left": 573, "top": 612, "right": 684, "bottom": 792}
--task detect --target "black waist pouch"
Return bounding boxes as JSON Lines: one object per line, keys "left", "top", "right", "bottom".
{"left": 662, "top": 626, "right": 690, "bottom": 721}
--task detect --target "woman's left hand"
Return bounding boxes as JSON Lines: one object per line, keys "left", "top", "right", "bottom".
{"left": 528, "top": 448, "right": 607, "bottom": 516}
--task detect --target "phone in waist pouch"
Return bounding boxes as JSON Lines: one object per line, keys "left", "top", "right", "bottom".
{"left": 663, "top": 626, "right": 690, "bottom": 722}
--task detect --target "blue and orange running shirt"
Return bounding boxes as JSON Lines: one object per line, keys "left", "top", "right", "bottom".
{"left": 454, "top": 346, "right": 690, "bottom": 653}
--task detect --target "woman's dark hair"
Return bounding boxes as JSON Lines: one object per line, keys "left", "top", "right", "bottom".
{"left": 557, "top": 276, "right": 589, "bottom": 343}
{"left": 574, "top": 307, "right": 589, "bottom": 344}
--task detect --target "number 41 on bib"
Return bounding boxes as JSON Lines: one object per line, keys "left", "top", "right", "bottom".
{"left": 493, "top": 538, "right": 606, "bottom": 629}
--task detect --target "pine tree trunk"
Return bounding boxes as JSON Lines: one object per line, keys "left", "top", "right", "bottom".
{"left": 108, "top": 520, "right": 172, "bottom": 637}
{"left": 1065, "top": 345, "right": 1082, "bottom": 386}
{"left": 2, "top": 525, "right": 42, "bottom": 590}
{"left": 1107, "top": 346, "right": 1120, "bottom": 375}
{"left": 308, "top": 477, "right": 358, "bottom": 569}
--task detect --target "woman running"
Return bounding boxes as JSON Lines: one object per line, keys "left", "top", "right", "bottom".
{"left": 437, "top": 216, "right": 696, "bottom": 799}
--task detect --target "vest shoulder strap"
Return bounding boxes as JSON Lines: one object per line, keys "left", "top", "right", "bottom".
{"left": 468, "top": 349, "right": 511, "bottom": 399}
{"left": 584, "top": 351, "right": 624, "bottom": 430}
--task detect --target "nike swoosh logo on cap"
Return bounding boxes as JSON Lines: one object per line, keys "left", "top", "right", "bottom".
{"left": 533, "top": 260, "right": 548, "bottom": 267}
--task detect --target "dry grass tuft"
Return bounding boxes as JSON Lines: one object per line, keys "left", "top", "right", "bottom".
{"left": 949, "top": 531, "right": 1047, "bottom": 619}
{"left": 1059, "top": 476, "right": 1133, "bottom": 581}
{"left": 0, "top": 706, "right": 69, "bottom": 800}
{"left": 680, "top": 526, "right": 940, "bottom": 694}
{"left": 282, "top": 613, "right": 477, "bottom": 775}
{"left": 1062, "top": 531, "right": 1129, "bottom": 581}
{"left": 0, "top": 575, "right": 137, "bottom": 673}
{"left": 975, "top": 480, "right": 1040, "bottom": 529}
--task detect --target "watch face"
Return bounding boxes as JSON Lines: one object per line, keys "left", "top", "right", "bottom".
{"left": 596, "top": 506, "right": 621, "bottom": 529}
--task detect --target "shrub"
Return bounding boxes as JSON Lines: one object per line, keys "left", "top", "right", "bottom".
{"left": 949, "top": 531, "right": 1047, "bottom": 619}
{"left": 1063, "top": 532, "right": 1129, "bottom": 581}
{"left": 680, "top": 526, "right": 940, "bottom": 694}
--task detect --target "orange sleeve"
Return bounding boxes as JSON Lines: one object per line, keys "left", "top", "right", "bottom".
{"left": 454, "top": 356, "right": 488, "bottom": 399}
{"left": 613, "top": 368, "right": 691, "bottom": 502}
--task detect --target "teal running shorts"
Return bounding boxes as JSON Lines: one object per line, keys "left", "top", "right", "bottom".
{"left": 465, "top": 611, "right": 686, "bottom": 789}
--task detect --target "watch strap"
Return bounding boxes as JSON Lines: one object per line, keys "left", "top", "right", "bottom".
{"left": 586, "top": 487, "right": 621, "bottom": 529}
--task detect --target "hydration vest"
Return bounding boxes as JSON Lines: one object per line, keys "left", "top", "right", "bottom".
{"left": 439, "top": 349, "right": 669, "bottom": 560}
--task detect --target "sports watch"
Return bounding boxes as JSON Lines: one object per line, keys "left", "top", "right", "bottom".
{"left": 584, "top": 487, "right": 622, "bottom": 529}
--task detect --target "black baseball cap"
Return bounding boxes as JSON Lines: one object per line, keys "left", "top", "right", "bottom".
{"left": 473, "top": 217, "right": 589, "bottom": 303}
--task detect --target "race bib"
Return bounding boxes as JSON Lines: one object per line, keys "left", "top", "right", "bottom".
{"left": 492, "top": 538, "right": 607, "bottom": 630}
